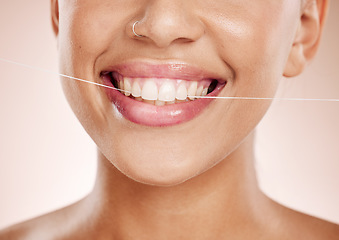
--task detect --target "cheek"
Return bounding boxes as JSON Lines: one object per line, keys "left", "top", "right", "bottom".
{"left": 202, "top": 1, "right": 300, "bottom": 96}
{"left": 191, "top": 2, "right": 302, "bottom": 164}
{"left": 57, "top": 3, "right": 129, "bottom": 143}
{"left": 59, "top": 0, "right": 141, "bottom": 58}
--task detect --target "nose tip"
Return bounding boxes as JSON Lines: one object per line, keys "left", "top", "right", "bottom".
{"left": 129, "top": 1, "right": 205, "bottom": 48}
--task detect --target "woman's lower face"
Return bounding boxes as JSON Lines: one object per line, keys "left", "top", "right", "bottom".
{"left": 56, "top": 0, "right": 301, "bottom": 186}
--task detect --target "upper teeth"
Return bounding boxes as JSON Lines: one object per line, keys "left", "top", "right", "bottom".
{"left": 117, "top": 77, "right": 210, "bottom": 102}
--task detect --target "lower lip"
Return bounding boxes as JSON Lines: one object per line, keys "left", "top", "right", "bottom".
{"left": 102, "top": 77, "right": 225, "bottom": 127}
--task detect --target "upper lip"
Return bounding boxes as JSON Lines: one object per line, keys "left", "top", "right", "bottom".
{"left": 100, "top": 60, "right": 227, "bottom": 83}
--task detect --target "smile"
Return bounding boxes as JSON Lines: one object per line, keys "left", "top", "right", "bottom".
{"left": 100, "top": 61, "right": 227, "bottom": 127}
{"left": 102, "top": 71, "right": 220, "bottom": 105}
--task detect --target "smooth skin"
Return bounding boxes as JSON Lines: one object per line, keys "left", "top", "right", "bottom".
{"left": 1, "top": 0, "right": 339, "bottom": 239}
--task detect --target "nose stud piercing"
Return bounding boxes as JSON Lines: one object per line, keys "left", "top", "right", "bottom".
{"left": 132, "top": 21, "right": 144, "bottom": 37}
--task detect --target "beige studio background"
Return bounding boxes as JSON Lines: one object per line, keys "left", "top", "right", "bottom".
{"left": 0, "top": 0, "right": 338, "bottom": 228}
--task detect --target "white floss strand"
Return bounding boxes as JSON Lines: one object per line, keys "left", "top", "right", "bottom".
{"left": 1, "top": 57, "right": 339, "bottom": 102}
{"left": 191, "top": 95, "right": 339, "bottom": 102}
{"left": 0, "top": 57, "right": 132, "bottom": 94}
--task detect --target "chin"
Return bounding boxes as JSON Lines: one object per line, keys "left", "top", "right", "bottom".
{"left": 114, "top": 156, "right": 200, "bottom": 187}
{"left": 127, "top": 172, "right": 195, "bottom": 187}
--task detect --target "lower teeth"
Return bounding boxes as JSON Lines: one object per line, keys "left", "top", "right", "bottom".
{"left": 128, "top": 96, "right": 190, "bottom": 105}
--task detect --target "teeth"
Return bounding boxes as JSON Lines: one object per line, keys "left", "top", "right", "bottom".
{"left": 155, "top": 100, "right": 166, "bottom": 106}
{"left": 131, "top": 81, "right": 141, "bottom": 97}
{"left": 118, "top": 80, "right": 124, "bottom": 91}
{"left": 187, "top": 81, "right": 198, "bottom": 100}
{"left": 116, "top": 77, "right": 215, "bottom": 105}
{"left": 202, "top": 87, "right": 208, "bottom": 96}
{"left": 142, "top": 80, "right": 158, "bottom": 100}
{"left": 143, "top": 100, "right": 155, "bottom": 104}
{"left": 158, "top": 80, "right": 176, "bottom": 102}
{"left": 196, "top": 85, "right": 203, "bottom": 96}
{"left": 176, "top": 82, "right": 188, "bottom": 100}
{"left": 166, "top": 100, "right": 175, "bottom": 105}
{"left": 124, "top": 78, "right": 132, "bottom": 96}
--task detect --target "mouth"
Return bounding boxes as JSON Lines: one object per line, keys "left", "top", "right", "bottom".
{"left": 101, "top": 71, "right": 221, "bottom": 105}
{"left": 100, "top": 62, "right": 227, "bottom": 127}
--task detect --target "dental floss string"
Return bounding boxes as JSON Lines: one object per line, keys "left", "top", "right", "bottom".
{"left": 0, "top": 57, "right": 131, "bottom": 95}
{"left": 1, "top": 57, "right": 339, "bottom": 102}
{"left": 192, "top": 95, "right": 339, "bottom": 102}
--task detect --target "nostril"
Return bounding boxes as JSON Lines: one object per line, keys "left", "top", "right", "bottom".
{"left": 130, "top": 4, "right": 205, "bottom": 49}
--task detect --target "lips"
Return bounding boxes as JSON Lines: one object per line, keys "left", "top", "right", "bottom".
{"left": 100, "top": 62, "right": 227, "bottom": 127}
